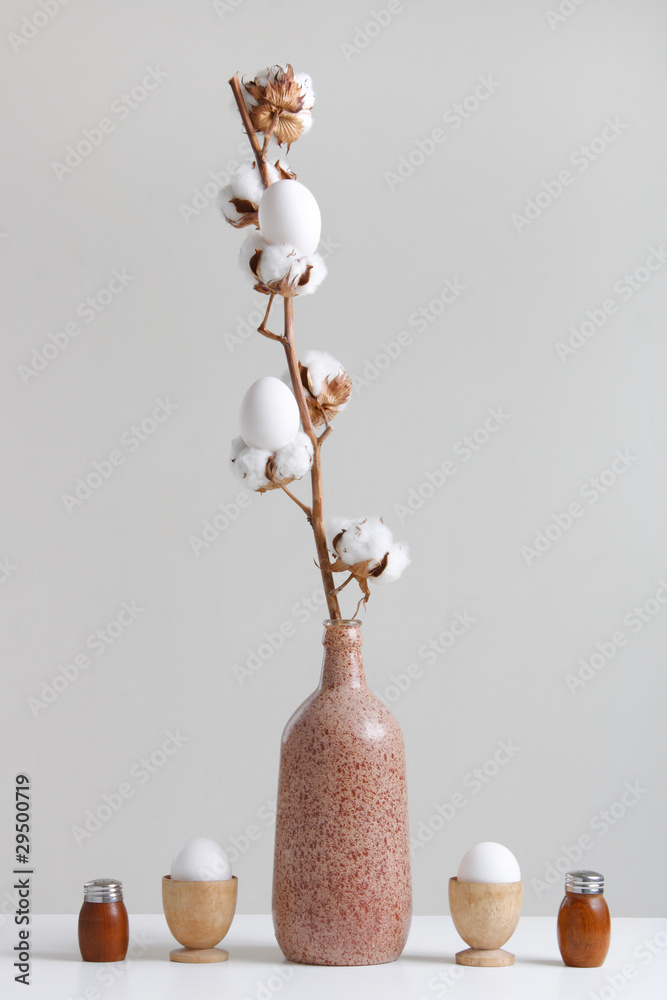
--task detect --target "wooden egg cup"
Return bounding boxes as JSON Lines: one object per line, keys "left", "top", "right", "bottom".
{"left": 162, "top": 875, "right": 238, "bottom": 963}
{"left": 448, "top": 877, "right": 523, "bottom": 967}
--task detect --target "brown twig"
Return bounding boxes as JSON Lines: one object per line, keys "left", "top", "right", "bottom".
{"left": 280, "top": 484, "right": 312, "bottom": 521}
{"left": 228, "top": 74, "right": 271, "bottom": 189}
{"left": 282, "top": 296, "right": 341, "bottom": 619}
{"left": 333, "top": 573, "right": 355, "bottom": 595}
{"left": 257, "top": 293, "right": 283, "bottom": 342}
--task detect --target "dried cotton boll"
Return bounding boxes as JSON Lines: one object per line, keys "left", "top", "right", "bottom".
{"left": 220, "top": 162, "right": 296, "bottom": 230}
{"left": 259, "top": 242, "right": 305, "bottom": 285}
{"left": 231, "top": 159, "right": 293, "bottom": 203}
{"left": 303, "top": 350, "right": 351, "bottom": 422}
{"left": 281, "top": 350, "right": 352, "bottom": 428}
{"left": 238, "top": 231, "right": 292, "bottom": 288}
{"left": 295, "top": 110, "right": 313, "bottom": 137}
{"left": 239, "top": 231, "right": 269, "bottom": 284}
{"left": 328, "top": 517, "right": 409, "bottom": 604}
{"left": 241, "top": 65, "right": 277, "bottom": 109}
{"left": 371, "top": 542, "right": 410, "bottom": 584}
{"left": 293, "top": 72, "right": 315, "bottom": 112}
{"left": 300, "top": 350, "right": 345, "bottom": 396}
{"left": 243, "top": 66, "right": 314, "bottom": 113}
{"left": 230, "top": 438, "right": 271, "bottom": 492}
{"left": 271, "top": 432, "right": 314, "bottom": 482}
{"left": 331, "top": 516, "right": 394, "bottom": 566}
{"left": 243, "top": 65, "right": 315, "bottom": 147}
{"left": 239, "top": 233, "right": 326, "bottom": 297}
{"left": 219, "top": 184, "right": 257, "bottom": 229}
{"left": 230, "top": 436, "right": 246, "bottom": 462}
{"left": 231, "top": 161, "right": 278, "bottom": 205}
{"left": 295, "top": 253, "right": 327, "bottom": 296}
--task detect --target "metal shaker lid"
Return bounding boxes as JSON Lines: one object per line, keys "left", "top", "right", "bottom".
{"left": 83, "top": 878, "right": 124, "bottom": 903}
{"left": 565, "top": 870, "right": 604, "bottom": 894}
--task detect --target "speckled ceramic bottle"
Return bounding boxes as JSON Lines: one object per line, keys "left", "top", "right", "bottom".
{"left": 272, "top": 619, "right": 412, "bottom": 966}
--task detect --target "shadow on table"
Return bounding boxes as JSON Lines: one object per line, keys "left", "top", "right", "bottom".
{"left": 33, "top": 943, "right": 287, "bottom": 965}
{"left": 400, "top": 953, "right": 457, "bottom": 964}
{"left": 32, "top": 950, "right": 81, "bottom": 962}
{"left": 523, "top": 958, "right": 563, "bottom": 967}
{"left": 225, "top": 943, "right": 293, "bottom": 964}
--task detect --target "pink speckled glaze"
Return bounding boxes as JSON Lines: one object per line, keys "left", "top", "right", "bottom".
{"left": 272, "top": 620, "right": 412, "bottom": 966}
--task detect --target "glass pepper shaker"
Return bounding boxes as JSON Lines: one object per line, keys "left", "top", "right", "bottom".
{"left": 78, "top": 878, "right": 129, "bottom": 962}
{"left": 557, "top": 870, "right": 610, "bottom": 967}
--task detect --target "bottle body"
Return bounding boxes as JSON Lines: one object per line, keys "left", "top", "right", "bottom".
{"left": 78, "top": 880, "right": 129, "bottom": 963}
{"left": 557, "top": 872, "right": 610, "bottom": 968}
{"left": 272, "top": 620, "right": 412, "bottom": 966}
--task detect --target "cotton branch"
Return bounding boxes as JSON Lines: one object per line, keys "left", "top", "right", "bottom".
{"left": 229, "top": 75, "right": 341, "bottom": 620}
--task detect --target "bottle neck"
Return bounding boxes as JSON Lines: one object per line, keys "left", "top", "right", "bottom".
{"left": 319, "top": 620, "right": 365, "bottom": 690}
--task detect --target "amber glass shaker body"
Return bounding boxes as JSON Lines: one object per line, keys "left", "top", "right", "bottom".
{"left": 78, "top": 879, "right": 129, "bottom": 962}
{"left": 557, "top": 870, "right": 610, "bottom": 967}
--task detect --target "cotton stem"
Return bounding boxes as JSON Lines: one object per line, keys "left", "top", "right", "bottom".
{"left": 228, "top": 75, "right": 271, "bottom": 189}
{"left": 283, "top": 297, "right": 341, "bottom": 620}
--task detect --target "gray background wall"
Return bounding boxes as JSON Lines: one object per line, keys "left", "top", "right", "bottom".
{"left": 1, "top": 0, "right": 666, "bottom": 920}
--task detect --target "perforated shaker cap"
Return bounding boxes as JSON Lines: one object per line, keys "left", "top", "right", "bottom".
{"left": 565, "top": 870, "right": 604, "bottom": 894}
{"left": 83, "top": 878, "right": 124, "bottom": 903}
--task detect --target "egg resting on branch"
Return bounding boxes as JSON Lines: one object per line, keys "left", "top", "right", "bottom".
{"left": 218, "top": 159, "right": 296, "bottom": 229}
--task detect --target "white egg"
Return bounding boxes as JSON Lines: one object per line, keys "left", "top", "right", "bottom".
{"left": 457, "top": 842, "right": 521, "bottom": 884}
{"left": 258, "top": 180, "right": 321, "bottom": 255}
{"left": 240, "top": 376, "right": 300, "bottom": 453}
{"left": 170, "top": 837, "right": 232, "bottom": 881}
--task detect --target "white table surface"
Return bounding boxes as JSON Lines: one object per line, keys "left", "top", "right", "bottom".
{"left": 2, "top": 914, "right": 666, "bottom": 999}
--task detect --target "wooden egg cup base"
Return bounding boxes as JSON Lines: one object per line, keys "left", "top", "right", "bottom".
{"left": 456, "top": 946, "right": 515, "bottom": 967}
{"left": 169, "top": 946, "right": 229, "bottom": 964}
